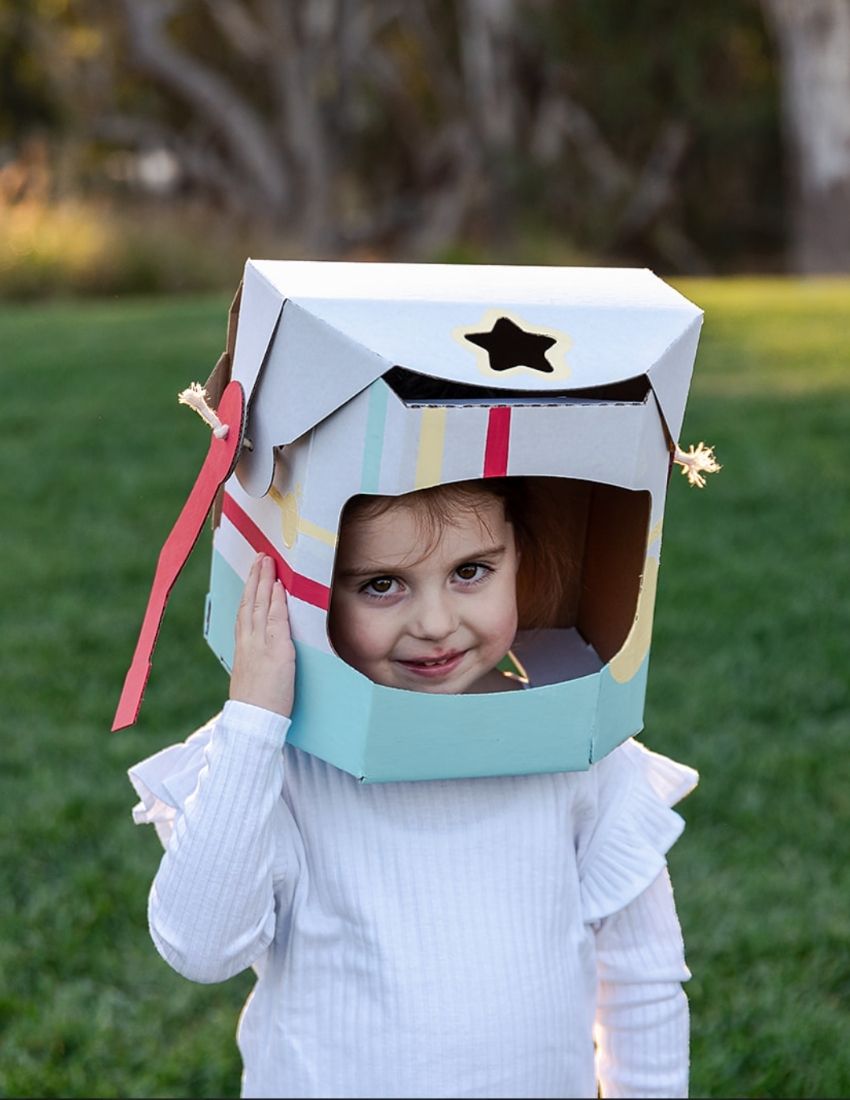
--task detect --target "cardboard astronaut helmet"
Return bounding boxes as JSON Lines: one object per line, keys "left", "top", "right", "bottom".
{"left": 114, "top": 259, "right": 715, "bottom": 782}
{"left": 196, "top": 259, "right": 713, "bottom": 782}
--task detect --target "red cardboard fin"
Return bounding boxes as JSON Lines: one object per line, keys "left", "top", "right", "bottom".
{"left": 112, "top": 380, "right": 245, "bottom": 731}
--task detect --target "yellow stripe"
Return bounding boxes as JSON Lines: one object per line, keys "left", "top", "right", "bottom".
{"left": 610, "top": 556, "right": 658, "bottom": 684}
{"left": 268, "top": 486, "right": 337, "bottom": 548}
{"left": 647, "top": 517, "right": 664, "bottom": 547}
{"left": 298, "top": 516, "right": 337, "bottom": 547}
{"left": 414, "top": 407, "right": 446, "bottom": 489}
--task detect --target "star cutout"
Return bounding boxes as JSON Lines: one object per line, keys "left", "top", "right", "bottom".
{"left": 464, "top": 316, "right": 556, "bottom": 373}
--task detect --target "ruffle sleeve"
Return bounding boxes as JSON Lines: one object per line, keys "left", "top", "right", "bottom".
{"left": 579, "top": 738, "right": 698, "bottom": 925}
{"left": 128, "top": 714, "right": 219, "bottom": 846}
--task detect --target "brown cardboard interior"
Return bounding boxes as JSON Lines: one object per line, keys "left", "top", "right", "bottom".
{"left": 513, "top": 478, "right": 648, "bottom": 660}
{"left": 577, "top": 483, "right": 650, "bottom": 661}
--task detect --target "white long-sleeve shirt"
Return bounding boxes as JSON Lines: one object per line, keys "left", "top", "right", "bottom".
{"left": 130, "top": 701, "right": 697, "bottom": 1099}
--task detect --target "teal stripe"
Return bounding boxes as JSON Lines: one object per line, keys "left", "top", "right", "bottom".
{"left": 360, "top": 382, "right": 388, "bottom": 493}
{"left": 590, "top": 656, "right": 649, "bottom": 762}
{"left": 289, "top": 644, "right": 602, "bottom": 783}
{"left": 206, "top": 550, "right": 639, "bottom": 783}
{"left": 205, "top": 550, "right": 243, "bottom": 672}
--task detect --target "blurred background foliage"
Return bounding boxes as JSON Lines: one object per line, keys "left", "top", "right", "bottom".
{"left": 3, "top": 0, "right": 848, "bottom": 297}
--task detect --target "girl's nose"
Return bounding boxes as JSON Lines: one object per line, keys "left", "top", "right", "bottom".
{"left": 410, "top": 592, "right": 458, "bottom": 641}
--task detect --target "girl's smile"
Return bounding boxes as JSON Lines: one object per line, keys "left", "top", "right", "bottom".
{"left": 329, "top": 496, "right": 520, "bottom": 694}
{"left": 394, "top": 650, "right": 468, "bottom": 679}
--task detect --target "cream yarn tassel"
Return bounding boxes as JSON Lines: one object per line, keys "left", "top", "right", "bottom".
{"left": 177, "top": 382, "right": 230, "bottom": 439}
{"left": 673, "top": 441, "right": 721, "bottom": 488}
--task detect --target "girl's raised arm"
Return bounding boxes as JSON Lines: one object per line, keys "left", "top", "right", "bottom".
{"left": 130, "top": 555, "right": 298, "bottom": 984}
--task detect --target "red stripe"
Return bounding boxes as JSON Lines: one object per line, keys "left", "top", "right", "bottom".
{"left": 483, "top": 406, "right": 511, "bottom": 477}
{"left": 222, "top": 494, "right": 331, "bottom": 611}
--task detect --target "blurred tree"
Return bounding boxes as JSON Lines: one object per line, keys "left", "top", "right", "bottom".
{"left": 534, "top": 0, "right": 782, "bottom": 272}
{"left": 763, "top": 0, "right": 850, "bottom": 273}
{"left": 0, "top": 0, "right": 62, "bottom": 144}
{"left": 0, "top": 0, "right": 788, "bottom": 272}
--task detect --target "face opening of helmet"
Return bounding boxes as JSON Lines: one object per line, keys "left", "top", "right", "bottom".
{"left": 327, "top": 476, "right": 651, "bottom": 694}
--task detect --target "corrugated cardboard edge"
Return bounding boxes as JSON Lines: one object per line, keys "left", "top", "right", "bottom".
{"left": 206, "top": 280, "right": 242, "bottom": 531}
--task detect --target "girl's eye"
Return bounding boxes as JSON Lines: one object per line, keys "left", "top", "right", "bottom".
{"left": 361, "top": 576, "right": 399, "bottom": 597}
{"left": 454, "top": 562, "right": 491, "bottom": 584}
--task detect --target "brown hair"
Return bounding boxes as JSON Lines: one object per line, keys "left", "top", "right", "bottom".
{"left": 337, "top": 478, "right": 581, "bottom": 630}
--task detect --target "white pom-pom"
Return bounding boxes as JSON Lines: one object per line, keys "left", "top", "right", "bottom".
{"left": 673, "top": 441, "right": 721, "bottom": 488}
{"left": 177, "top": 382, "right": 229, "bottom": 439}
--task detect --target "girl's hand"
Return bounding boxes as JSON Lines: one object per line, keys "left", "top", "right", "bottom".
{"left": 229, "top": 554, "right": 296, "bottom": 718}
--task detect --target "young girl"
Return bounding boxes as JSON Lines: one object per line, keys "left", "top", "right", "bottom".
{"left": 130, "top": 478, "right": 697, "bottom": 1099}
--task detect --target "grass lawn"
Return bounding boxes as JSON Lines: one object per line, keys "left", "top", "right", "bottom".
{"left": 1, "top": 279, "right": 849, "bottom": 1097}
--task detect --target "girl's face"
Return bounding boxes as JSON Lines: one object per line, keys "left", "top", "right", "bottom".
{"left": 329, "top": 496, "right": 520, "bottom": 694}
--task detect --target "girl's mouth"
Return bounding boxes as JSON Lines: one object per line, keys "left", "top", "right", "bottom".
{"left": 395, "top": 651, "right": 467, "bottom": 678}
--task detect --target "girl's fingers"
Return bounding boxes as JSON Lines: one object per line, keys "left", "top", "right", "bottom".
{"left": 268, "top": 579, "right": 289, "bottom": 616}
{"left": 231, "top": 564, "right": 295, "bottom": 717}
{"left": 237, "top": 554, "right": 263, "bottom": 632}
{"left": 237, "top": 555, "right": 289, "bottom": 647}
{"left": 266, "top": 580, "right": 291, "bottom": 637}
{"left": 253, "top": 554, "right": 276, "bottom": 626}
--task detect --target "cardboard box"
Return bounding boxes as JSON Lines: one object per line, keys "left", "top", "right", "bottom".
{"left": 201, "top": 260, "right": 703, "bottom": 782}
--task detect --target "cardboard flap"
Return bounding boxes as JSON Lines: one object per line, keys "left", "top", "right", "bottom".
{"left": 230, "top": 261, "right": 284, "bottom": 405}
{"left": 236, "top": 299, "right": 389, "bottom": 497}
{"left": 202, "top": 282, "right": 244, "bottom": 416}
{"left": 226, "top": 281, "right": 242, "bottom": 362}
{"left": 512, "top": 628, "right": 603, "bottom": 686}
{"left": 204, "top": 351, "right": 231, "bottom": 410}
{"left": 248, "top": 259, "right": 702, "bottom": 396}
{"left": 645, "top": 315, "right": 704, "bottom": 442}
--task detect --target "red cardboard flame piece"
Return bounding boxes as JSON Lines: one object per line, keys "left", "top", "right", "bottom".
{"left": 112, "top": 380, "right": 245, "bottom": 731}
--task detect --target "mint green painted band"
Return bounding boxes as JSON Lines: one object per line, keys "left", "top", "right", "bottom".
{"left": 206, "top": 549, "right": 646, "bottom": 782}
{"left": 360, "top": 381, "right": 389, "bottom": 494}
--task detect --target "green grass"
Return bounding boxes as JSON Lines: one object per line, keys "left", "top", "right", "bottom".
{"left": 1, "top": 279, "right": 849, "bottom": 1097}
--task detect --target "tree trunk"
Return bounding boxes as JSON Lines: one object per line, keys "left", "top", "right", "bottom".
{"left": 457, "top": 0, "right": 519, "bottom": 242}
{"left": 764, "top": 0, "right": 850, "bottom": 273}
{"left": 119, "top": 0, "right": 291, "bottom": 220}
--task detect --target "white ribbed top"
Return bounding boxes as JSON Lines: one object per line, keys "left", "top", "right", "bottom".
{"left": 130, "top": 702, "right": 697, "bottom": 1099}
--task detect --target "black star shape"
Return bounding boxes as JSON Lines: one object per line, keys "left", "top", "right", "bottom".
{"left": 464, "top": 316, "right": 556, "bottom": 373}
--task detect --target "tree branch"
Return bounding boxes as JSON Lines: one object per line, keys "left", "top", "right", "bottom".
{"left": 118, "top": 0, "right": 290, "bottom": 215}
{"left": 204, "top": 0, "right": 267, "bottom": 61}
{"left": 618, "top": 121, "right": 690, "bottom": 238}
